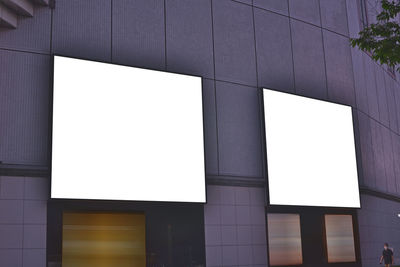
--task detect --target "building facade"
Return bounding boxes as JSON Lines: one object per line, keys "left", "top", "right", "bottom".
{"left": 1, "top": 0, "right": 400, "bottom": 267}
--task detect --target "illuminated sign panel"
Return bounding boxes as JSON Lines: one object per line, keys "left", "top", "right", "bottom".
{"left": 51, "top": 56, "right": 205, "bottom": 203}
{"left": 263, "top": 89, "right": 360, "bottom": 208}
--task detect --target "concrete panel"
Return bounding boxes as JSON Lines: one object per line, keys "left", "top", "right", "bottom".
{"left": 0, "top": 176, "right": 24, "bottom": 199}
{"left": 370, "top": 120, "right": 387, "bottom": 192}
{"left": 392, "top": 133, "right": 400, "bottom": 194}
{"left": 288, "top": 0, "right": 320, "bottom": 26}
{"left": 291, "top": 20, "right": 327, "bottom": 99}
{"left": 254, "top": 8, "right": 294, "bottom": 93}
{"left": 0, "top": 6, "right": 51, "bottom": 53}
{"left": 394, "top": 82, "right": 400, "bottom": 134}
{"left": 323, "top": 30, "right": 355, "bottom": 106}
{"left": 202, "top": 79, "right": 218, "bottom": 175}
{"left": 0, "top": 50, "right": 50, "bottom": 165}
{"left": 206, "top": 245, "right": 222, "bottom": 266}
{"left": 346, "top": 0, "right": 362, "bottom": 38}
{"left": 222, "top": 245, "right": 238, "bottom": 266}
{"left": 0, "top": 200, "right": 23, "bottom": 224}
{"left": 0, "top": 225, "right": 23, "bottom": 248}
{"left": 253, "top": 0, "right": 288, "bottom": 16}
{"left": 320, "top": 0, "right": 349, "bottom": 35}
{"left": 23, "top": 225, "right": 46, "bottom": 249}
{"left": 384, "top": 75, "right": 399, "bottom": 133}
{"left": 238, "top": 245, "right": 253, "bottom": 265}
{"left": 22, "top": 249, "right": 46, "bottom": 267}
{"left": 24, "top": 177, "right": 48, "bottom": 200}
{"left": 235, "top": 186, "right": 250, "bottom": 205}
{"left": 205, "top": 225, "right": 221, "bottom": 246}
{"left": 381, "top": 127, "right": 396, "bottom": 195}
{"left": 364, "top": 57, "right": 380, "bottom": 120}
{"left": 23, "top": 200, "right": 46, "bottom": 224}
{"left": 237, "top": 225, "right": 252, "bottom": 245}
{"left": 212, "top": 0, "right": 257, "bottom": 86}
{"left": 166, "top": 0, "right": 214, "bottom": 78}
{"left": 216, "top": 81, "right": 263, "bottom": 177}
{"left": 52, "top": 0, "right": 111, "bottom": 61}
{"left": 0, "top": 249, "right": 22, "bottom": 267}
{"left": 351, "top": 48, "right": 369, "bottom": 113}
{"left": 357, "top": 111, "right": 376, "bottom": 188}
{"left": 112, "top": 0, "right": 165, "bottom": 70}
{"left": 375, "top": 67, "right": 390, "bottom": 127}
{"left": 221, "top": 225, "right": 237, "bottom": 245}
{"left": 252, "top": 244, "right": 268, "bottom": 264}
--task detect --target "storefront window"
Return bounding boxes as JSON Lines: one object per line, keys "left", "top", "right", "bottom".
{"left": 267, "top": 213, "right": 303, "bottom": 266}
{"left": 325, "top": 214, "right": 356, "bottom": 263}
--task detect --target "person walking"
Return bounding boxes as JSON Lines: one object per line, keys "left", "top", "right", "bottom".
{"left": 380, "top": 243, "right": 394, "bottom": 267}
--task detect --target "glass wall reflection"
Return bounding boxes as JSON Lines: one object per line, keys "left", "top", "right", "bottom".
{"left": 62, "top": 212, "right": 146, "bottom": 267}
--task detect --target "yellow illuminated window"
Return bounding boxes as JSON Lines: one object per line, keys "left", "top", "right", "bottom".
{"left": 267, "top": 213, "right": 303, "bottom": 266}
{"left": 325, "top": 214, "right": 356, "bottom": 263}
{"left": 62, "top": 212, "right": 146, "bottom": 267}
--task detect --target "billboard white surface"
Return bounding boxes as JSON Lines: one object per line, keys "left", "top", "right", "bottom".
{"left": 51, "top": 56, "right": 205, "bottom": 203}
{"left": 263, "top": 89, "right": 360, "bottom": 208}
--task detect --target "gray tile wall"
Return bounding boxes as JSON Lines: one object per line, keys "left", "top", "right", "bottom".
{"left": 0, "top": 176, "right": 48, "bottom": 267}
{"left": 358, "top": 194, "right": 400, "bottom": 267}
{"left": 204, "top": 185, "right": 267, "bottom": 267}
{"left": 1, "top": 0, "right": 400, "bottom": 266}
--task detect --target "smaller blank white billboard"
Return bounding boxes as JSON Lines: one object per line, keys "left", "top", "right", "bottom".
{"left": 263, "top": 89, "right": 360, "bottom": 208}
{"left": 51, "top": 56, "right": 205, "bottom": 203}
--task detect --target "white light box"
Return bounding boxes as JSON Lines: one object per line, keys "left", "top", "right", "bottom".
{"left": 263, "top": 89, "right": 360, "bottom": 208}
{"left": 51, "top": 56, "right": 206, "bottom": 203}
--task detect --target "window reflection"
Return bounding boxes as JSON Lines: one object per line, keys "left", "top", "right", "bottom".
{"left": 325, "top": 214, "right": 356, "bottom": 263}
{"left": 62, "top": 212, "right": 146, "bottom": 267}
{"left": 267, "top": 213, "right": 303, "bottom": 266}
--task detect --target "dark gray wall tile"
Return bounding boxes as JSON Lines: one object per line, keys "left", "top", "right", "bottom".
{"left": 291, "top": 20, "right": 327, "bottom": 99}
{"left": 24, "top": 178, "right": 48, "bottom": 200}
{"left": 23, "top": 225, "right": 46, "bottom": 249}
{"left": 166, "top": 0, "right": 214, "bottom": 78}
{"left": 289, "top": 0, "right": 320, "bottom": 26}
{"left": 0, "top": 50, "right": 50, "bottom": 165}
{"left": 384, "top": 76, "right": 399, "bottom": 133}
{"left": 213, "top": 0, "right": 257, "bottom": 86}
{"left": 202, "top": 79, "right": 218, "bottom": 175}
{"left": 392, "top": 132, "right": 400, "bottom": 194}
{"left": 0, "top": 7, "right": 51, "bottom": 53}
{"left": 22, "top": 249, "right": 46, "bottom": 267}
{"left": 323, "top": 30, "right": 355, "bottom": 106}
{"left": 0, "top": 225, "right": 23, "bottom": 248}
{"left": 351, "top": 48, "right": 369, "bottom": 113}
{"left": 320, "top": 0, "right": 349, "bottom": 35}
{"left": 0, "top": 177, "right": 24, "bottom": 199}
{"left": 370, "top": 120, "right": 387, "bottom": 192}
{"left": 364, "top": 57, "right": 380, "bottom": 120}
{"left": 53, "top": 0, "right": 111, "bottom": 61}
{"left": 216, "top": 81, "right": 263, "bottom": 177}
{"left": 0, "top": 249, "right": 22, "bottom": 267}
{"left": 112, "top": 0, "right": 165, "bottom": 70}
{"left": 381, "top": 127, "right": 396, "bottom": 195}
{"left": 375, "top": 67, "right": 390, "bottom": 126}
{"left": 253, "top": 0, "right": 288, "bottom": 15}
{"left": 357, "top": 111, "right": 376, "bottom": 188}
{"left": 23, "top": 201, "right": 46, "bottom": 224}
{"left": 346, "top": 0, "right": 362, "bottom": 38}
{"left": 254, "top": 8, "right": 294, "bottom": 93}
{"left": 0, "top": 200, "right": 23, "bottom": 224}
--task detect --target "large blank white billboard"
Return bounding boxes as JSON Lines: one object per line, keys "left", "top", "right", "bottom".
{"left": 51, "top": 56, "right": 205, "bottom": 203}
{"left": 263, "top": 89, "right": 360, "bottom": 208}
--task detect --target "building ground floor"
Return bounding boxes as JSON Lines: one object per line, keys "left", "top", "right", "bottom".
{"left": 0, "top": 176, "right": 399, "bottom": 267}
